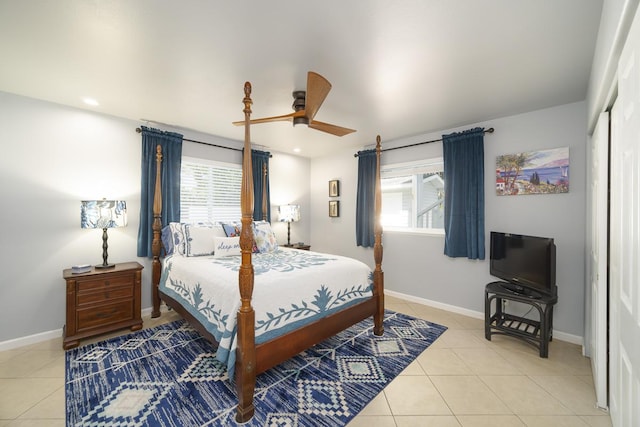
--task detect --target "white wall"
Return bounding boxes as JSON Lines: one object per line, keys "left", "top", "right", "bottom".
{"left": 311, "top": 101, "right": 587, "bottom": 338}
{"left": 0, "top": 91, "right": 310, "bottom": 345}
{"left": 0, "top": 91, "right": 143, "bottom": 343}
{"left": 269, "top": 153, "right": 311, "bottom": 246}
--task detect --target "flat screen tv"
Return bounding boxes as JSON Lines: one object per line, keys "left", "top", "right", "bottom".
{"left": 489, "top": 231, "right": 556, "bottom": 298}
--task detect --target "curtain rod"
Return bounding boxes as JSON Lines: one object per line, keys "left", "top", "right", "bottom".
{"left": 135, "top": 127, "right": 272, "bottom": 157}
{"left": 353, "top": 127, "right": 494, "bottom": 157}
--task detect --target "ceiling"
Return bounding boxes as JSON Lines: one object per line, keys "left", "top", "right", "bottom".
{"left": 0, "top": 1, "right": 603, "bottom": 158}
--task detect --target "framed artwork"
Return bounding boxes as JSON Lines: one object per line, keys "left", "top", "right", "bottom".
{"left": 329, "top": 180, "right": 340, "bottom": 197}
{"left": 496, "top": 147, "right": 569, "bottom": 196}
{"left": 329, "top": 200, "right": 339, "bottom": 217}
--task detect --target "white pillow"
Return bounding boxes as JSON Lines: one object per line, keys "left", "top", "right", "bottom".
{"left": 184, "top": 224, "right": 217, "bottom": 257}
{"left": 213, "top": 236, "right": 241, "bottom": 257}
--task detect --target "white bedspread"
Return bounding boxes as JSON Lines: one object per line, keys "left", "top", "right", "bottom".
{"left": 159, "top": 247, "right": 373, "bottom": 376}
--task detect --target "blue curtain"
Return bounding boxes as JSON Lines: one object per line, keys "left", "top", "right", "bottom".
{"left": 356, "top": 149, "right": 377, "bottom": 247}
{"left": 443, "top": 127, "right": 485, "bottom": 260}
{"left": 250, "top": 149, "right": 271, "bottom": 222}
{"left": 137, "top": 126, "right": 183, "bottom": 257}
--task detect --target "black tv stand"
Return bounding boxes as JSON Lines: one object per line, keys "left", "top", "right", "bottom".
{"left": 498, "top": 282, "right": 543, "bottom": 299}
{"left": 484, "top": 281, "right": 557, "bottom": 357}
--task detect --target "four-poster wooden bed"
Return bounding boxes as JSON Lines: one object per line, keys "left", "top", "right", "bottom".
{"left": 150, "top": 81, "right": 384, "bottom": 423}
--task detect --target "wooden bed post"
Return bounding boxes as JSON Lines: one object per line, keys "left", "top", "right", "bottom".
{"left": 373, "top": 135, "right": 384, "bottom": 335}
{"left": 236, "top": 81, "right": 256, "bottom": 423}
{"left": 262, "top": 163, "right": 268, "bottom": 221}
{"left": 151, "top": 145, "right": 163, "bottom": 318}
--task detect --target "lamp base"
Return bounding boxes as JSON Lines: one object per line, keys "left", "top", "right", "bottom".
{"left": 95, "top": 263, "right": 115, "bottom": 269}
{"left": 96, "top": 228, "right": 115, "bottom": 269}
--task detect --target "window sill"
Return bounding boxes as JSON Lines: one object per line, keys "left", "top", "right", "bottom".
{"left": 383, "top": 227, "right": 445, "bottom": 237}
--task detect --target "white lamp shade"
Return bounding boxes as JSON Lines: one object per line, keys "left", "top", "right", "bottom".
{"left": 279, "top": 204, "right": 300, "bottom": 223}
{"left": 81, "top": 200, "right": 127, "bottom": 229}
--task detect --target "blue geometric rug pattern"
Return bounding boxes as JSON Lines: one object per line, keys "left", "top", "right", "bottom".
{"left": 66, "top": 310, "right": 447, "bottom": 426}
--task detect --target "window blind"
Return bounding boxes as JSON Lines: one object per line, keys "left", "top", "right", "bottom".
{"left": 180, "top": 157, "right": 242, "bottom": 223}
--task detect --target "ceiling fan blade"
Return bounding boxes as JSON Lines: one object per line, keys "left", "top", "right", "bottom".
{"left": 232, "top": 112, "right": 298, "bottom": 126}
{"left": 304, "top": 72, "right": 332, "bottom": 121}
{"left": 309, "top": 120, "right": 356, "bottom": 136}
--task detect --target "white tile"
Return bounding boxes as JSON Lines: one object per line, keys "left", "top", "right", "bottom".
{"left": 529, "top": 375, "right": 604, "bottom": 416}
{"left": 480, "top": 375, "right": 572, "bottom": 415}
{"left": 394, "top": 415, "right": 462, "bottom": 426}
{"left": 417, "top": 348, "right": 473, "bottom": 376}
{"left": 0, "top": 378, "right": 61, "bottom": 419}
{"left": 518, "top": 415, "right": 591, "bottom": 426}
{"left": 457, "top": 415, "right": 525, "bottom": 426}
{"left": 384, "top": 376, "right": 451, "bottom": 415}
{"left": 580, "top": 415, "right": 613, "bottom": 427}
{"left": 453, "top": 348, "right": 522, "bottom": 376}
{"left": 430, "top": 376, "right": 511, "bottom": 415}
{"left": 17, "top": 386, "right": 65, "bottom": 419}
{"left": 358, "top": 392, "right": 392, "bottom": 416}
{"left": 347, "top": 415, "right": 397, "bottom": 427}
{"left": 429, "top": 330, "right": 490, "bottom": 350}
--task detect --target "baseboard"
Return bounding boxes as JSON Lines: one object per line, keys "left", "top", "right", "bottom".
{"left": 0, "top": 328, "right": 63, "bottom": 352}
{"left": 385, "top": 289, "right": 583, "bottom": 346}
{"left": 0, "top": 306, "right": 170, "bottom": 352}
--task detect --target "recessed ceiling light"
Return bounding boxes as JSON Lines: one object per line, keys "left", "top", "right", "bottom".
{"left": 293, "top": 148, "right": 301, "bottom": 153}
{"left": 82, "top": 97, "right": 99, "bottom": 106}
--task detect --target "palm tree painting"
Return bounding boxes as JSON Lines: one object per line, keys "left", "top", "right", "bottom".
{"left": 496, "top": 147, "right": 569, "bottom": 196}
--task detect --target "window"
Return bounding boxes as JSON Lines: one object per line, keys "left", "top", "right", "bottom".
{"left": 180, "top": 156, "right": 242, "bottom": 223}
{"left": 380, "top": 158, "right": 445, "bottom": 233}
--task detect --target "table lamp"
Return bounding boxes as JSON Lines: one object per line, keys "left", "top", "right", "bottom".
{"left": 278, "top": 204, "right": 300, "bottom": 246}
{"left": 81, "top": 199, "right": 127, "bottom": 268}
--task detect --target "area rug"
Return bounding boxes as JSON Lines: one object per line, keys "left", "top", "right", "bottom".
{"left": 66, "top": 310, "right": 447, "bottom": 426}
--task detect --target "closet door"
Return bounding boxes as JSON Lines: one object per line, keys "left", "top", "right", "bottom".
{"left": 588, "top": 111, "right": 609, "bottom": 410}
{"left": 610, "top": 5, "right": 640, "bottom": 426}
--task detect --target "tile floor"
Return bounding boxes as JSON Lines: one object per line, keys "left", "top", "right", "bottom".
{"left": 0, "top": 295, "right": 612, "bottom": 427}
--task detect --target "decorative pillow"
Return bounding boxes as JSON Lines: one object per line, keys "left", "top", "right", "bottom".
{"left": 252, "top": 220, "right": 279, "bottom": 253}
{"left": 222, "top": 222, "right": 242, "bottom": 237}
{"left": 213, "top": 236, "right": 241, "bottom": 257}
{"left": 222, "top": 221, "right": 259, "bottom": 252}
{"left": 161, "top": 224, "right": 175, "bottom": 255}
{"left": 184, "top": 223, "right": 218, "bottom": 257}
{"left": 169, "top": 222, "right": 186, "bottom": 256}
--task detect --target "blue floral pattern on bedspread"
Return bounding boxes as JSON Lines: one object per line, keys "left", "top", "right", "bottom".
{"left": 159, "top": 248, "right": 374, "bottom": 377}
{"left": 212, "top": 248, "right": 335, "bottom": 275}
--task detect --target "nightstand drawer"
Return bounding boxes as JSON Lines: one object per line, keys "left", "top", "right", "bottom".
{"left": 77, "top": 300, "right": 133, "bottom": 331}
{"left": 76, "top": 273, "right": 135, "bottom": 292}
{"left": 77, "top": 287, "right": 133, "bottom": 306}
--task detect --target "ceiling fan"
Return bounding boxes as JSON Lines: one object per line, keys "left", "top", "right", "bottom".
{"left": 232, "top": 71, "right": 356, "bottom": 137}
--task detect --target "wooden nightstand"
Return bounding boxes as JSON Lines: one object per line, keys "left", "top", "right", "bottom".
{"left": 63, "top": 262, "right": 143, "bottom": 349}
{"left": 283, "top": 244, "right": 311, "bottom": 251}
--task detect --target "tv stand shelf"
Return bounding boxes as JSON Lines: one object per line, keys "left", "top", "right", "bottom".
{"left": 484, "top": 281, "right": 557, "bottom": 357}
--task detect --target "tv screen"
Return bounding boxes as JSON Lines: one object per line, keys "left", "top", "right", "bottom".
{"left": 489, "top": 232, "right": 556, "bottom": 297}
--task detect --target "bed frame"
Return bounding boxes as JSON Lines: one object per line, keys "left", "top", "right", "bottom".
{"left": 150, "top": 81, "right": 384, "bottom": 423}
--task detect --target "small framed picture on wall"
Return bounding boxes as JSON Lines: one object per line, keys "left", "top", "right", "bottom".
{"left": 329, "top": 180, "right": 340, "bottom": 197}
{"left": 329, "top": 200, "right": 339, "bottom": 217}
